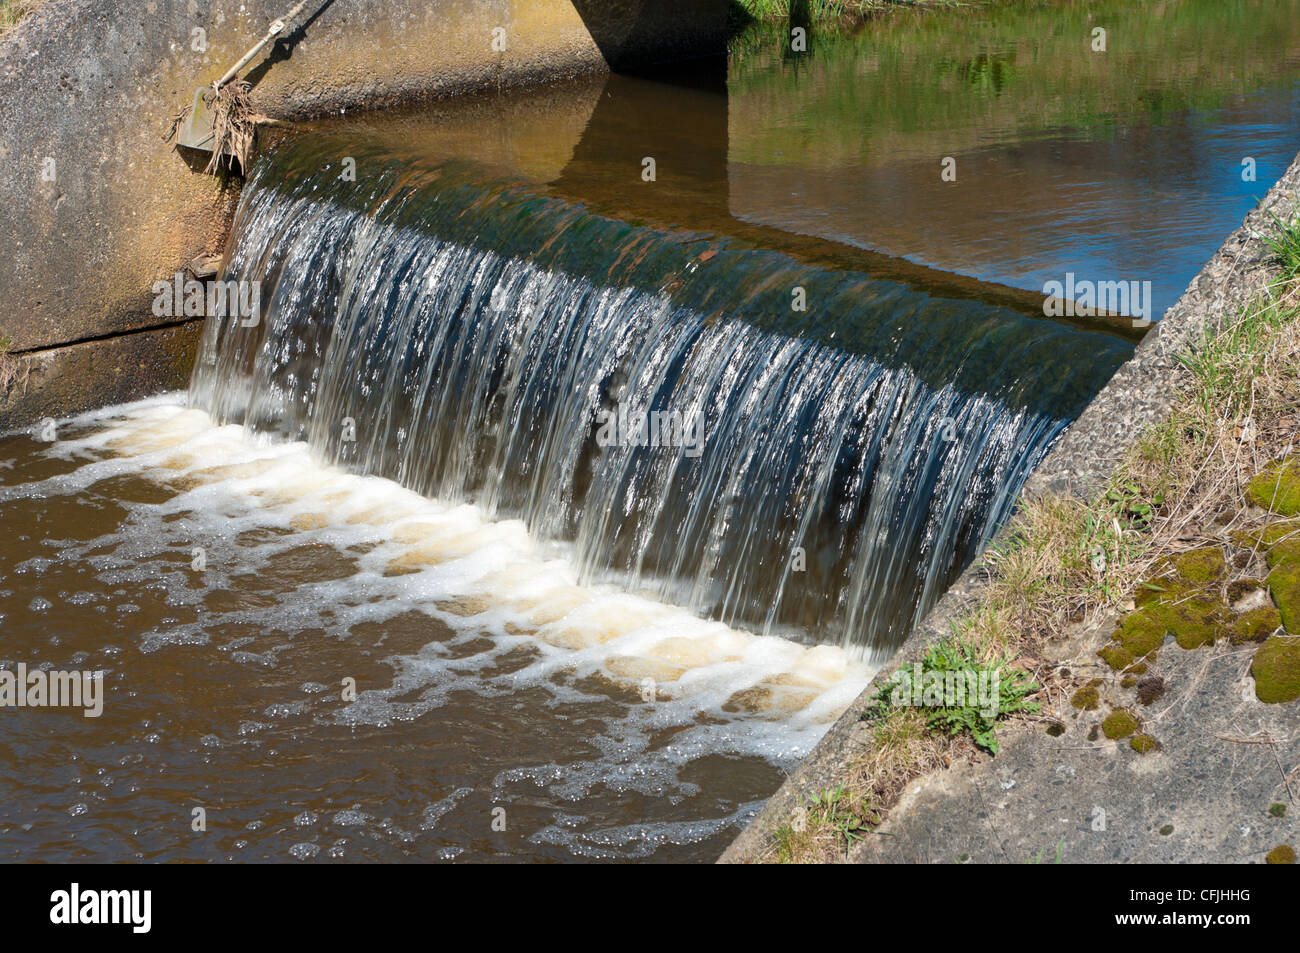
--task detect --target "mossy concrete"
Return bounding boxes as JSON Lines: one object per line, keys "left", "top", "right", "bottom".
{"left": 1101, "top": 709, "right": 1138, "bottom": 740}
{"left": 1246, "top": 458, "right": 1300, "bottom": 516}
{"left": 1251, "top": 637, "right": 1300, "bottom": 704}
{"left": 851, "top": 638, "right": 1299, "bottom": 863}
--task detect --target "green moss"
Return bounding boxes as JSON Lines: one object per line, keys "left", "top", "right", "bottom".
{"left": 1129, "top": 662, "right": 1149, "bottom": 675}
{"left": 1170, "top": 546, "right": 1227, "bottom": 585}
{"left": 1246, "top": 459, "right": 1300, "bottom": 516}
{"left": 1134, "top": 580, "right": 1170, "bottom": 608}
{"left": 1046, "top": 721, "right": 1065, "bottom": 737}
{"left": 1165, "top": 596, "right": 1228, "bottom": 649}
{"left": 1259, "top": 520, "right": 1300, "bottom": 547}
{"left": 1115, "top": 608, "right": 1167, "bottom": 658}
{"left": 1121, "top": 675, "right": 1137, "bottom": 689}
{"left": 1102, "top": 709, "right": 1139, "bottom": 740}
{"left": 1263, "top": 543, "right": 1300, "bottom": 579}
{"left": 1130, "top": 734, "right": 1160, "bottom": 754}
{"left": 1071, "top": 685, "right": 1100, "bottom": 711}
{"left": 1227, "top": 578, "right": 1263, "bottom": 603}
{"left": 1098, "top": 643, "right": 1133, "bottom": 671}
{"left": 1251, "top": 636, "right": 1300, "bottom": 703}
{"left": 1115, "top": 597, "right": 1228, "bottom": 655}
{"left": 1236, "top": 521, "right": 1300, "bottom": 570}
{"left": 1268, "top": 561, "right": 1300, "bottom": 633}
{"left": 1159, "top": 824, "right": 1174, "bottom": 836}
{"left": 1265, "top": 844, "right": 1296, "bottom": 864}
{"left": 1266, "top": 536, "right": 1300, "bottom": 570}
{"left": 1268, "top": 802, "right": 1287, "bottom": 818}
{"left": 1230, "top": 606, "right": 1282, "bottom": 645}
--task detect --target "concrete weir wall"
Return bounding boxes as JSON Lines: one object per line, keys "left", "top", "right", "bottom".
{"left": 720, "top": 151, "right": 1300, "bottom": 864}
{"left": 0, "top": 0, "right": 723, "bottom": 429}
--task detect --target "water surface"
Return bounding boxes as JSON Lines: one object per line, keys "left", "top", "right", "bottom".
{"left": 730, "top": 0, "right": 1300, "bottom": 318}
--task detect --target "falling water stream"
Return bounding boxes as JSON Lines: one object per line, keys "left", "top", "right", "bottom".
{"left": 192, "top": 142, "right": 1130, "bottom": 660}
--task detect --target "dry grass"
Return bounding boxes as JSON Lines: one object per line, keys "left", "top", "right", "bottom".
{"left": 202, "top": 80, "right": 257, "bottom": 174}
{"left": 0, "top": 0, "right": 40, "bottom": 39}
{"left": 767, "top": 707, "right": 952, "bottom": 863}
{"left": 987, "top": 279, "right": 1300, "bottom": 644}
{"left": 0, "top": 337, "right": 29, "bottom": 399}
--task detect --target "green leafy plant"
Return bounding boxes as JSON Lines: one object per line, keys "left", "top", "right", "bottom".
{"left": 807, "top": 784, "right": 869, "bottom": 850}
{"left": 1106, "top": 480, "right": 1165, "bottom": 529}
{"left": 867, "top": 637, "right": 1040, "bottom": 754}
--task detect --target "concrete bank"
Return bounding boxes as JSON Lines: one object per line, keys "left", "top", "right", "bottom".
{"left": 720, "top": 150, "right": 1300, "bottom": 864}
{"left": 0, "top": 0, "right": 724, "bottom": 429}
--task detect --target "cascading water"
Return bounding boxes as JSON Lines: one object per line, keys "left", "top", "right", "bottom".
{"left": 190, "top": 134, "right": 1132, "bottom": 663}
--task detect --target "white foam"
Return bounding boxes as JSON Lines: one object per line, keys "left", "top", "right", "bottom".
{"left": 21, "top": 397, "right": 874, "bottom": 775}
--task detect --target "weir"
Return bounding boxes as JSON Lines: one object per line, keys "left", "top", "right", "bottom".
{"left": 3, "top": 0, "right": 1297, "bottom": 869}
{"left": 189, "top": 133, "right": 1132, "bottom": 661}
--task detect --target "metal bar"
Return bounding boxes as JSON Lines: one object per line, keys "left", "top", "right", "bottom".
{"left": 215, "top": 1, "right": 312, "bottom": 89}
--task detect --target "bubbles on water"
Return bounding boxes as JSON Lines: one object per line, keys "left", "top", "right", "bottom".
{"left": 289, "top": 842, "right": 320, "bottom": 861}
{"left": 4, "top": 396, "right": 873, "bottom": 860}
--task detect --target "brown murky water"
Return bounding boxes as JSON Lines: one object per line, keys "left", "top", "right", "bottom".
{"left": 0, "top": 401, "right": 865, "bottom": 861}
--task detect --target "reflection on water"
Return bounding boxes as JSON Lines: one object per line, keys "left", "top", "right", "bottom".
{"left": 729, "top": 0, "right": 1300, "bottom": 318}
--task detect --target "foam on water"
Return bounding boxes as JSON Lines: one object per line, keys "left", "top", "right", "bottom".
{"left": 13, "top": 396, "right": 873, "bottom": 782}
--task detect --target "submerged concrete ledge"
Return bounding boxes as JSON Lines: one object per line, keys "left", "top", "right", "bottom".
{"left": 720, "top": 149, "right": 1300, "bottom": 864}
{"left": 0, "top": 0, "right": 724, "bottom": 430}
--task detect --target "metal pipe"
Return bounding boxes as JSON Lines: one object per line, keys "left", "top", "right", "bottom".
{"left": 215, "top": 1, "right": 312, "bottom": 89}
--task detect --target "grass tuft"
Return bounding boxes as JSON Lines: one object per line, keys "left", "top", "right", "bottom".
{"left": 0, "top": 0, "right": 40, "bottom": 39}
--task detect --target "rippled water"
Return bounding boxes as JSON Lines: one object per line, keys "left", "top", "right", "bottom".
{"left": 0, "top": 398, "right": 869, "bottom": 861}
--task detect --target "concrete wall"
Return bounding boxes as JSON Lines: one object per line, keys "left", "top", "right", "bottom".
{"left": 0, "top": 0, "right": 724, "bottom": 429}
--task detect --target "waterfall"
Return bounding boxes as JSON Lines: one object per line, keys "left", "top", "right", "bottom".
{"left": 190, "top": 135, "right": 1131, "bottom": 663}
